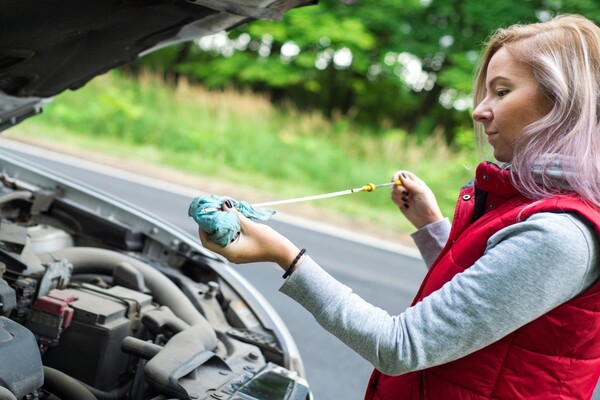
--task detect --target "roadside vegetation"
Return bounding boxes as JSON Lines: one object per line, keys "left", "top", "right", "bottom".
{"left": 13, "top": 71, "right": 479, "bottom": 235}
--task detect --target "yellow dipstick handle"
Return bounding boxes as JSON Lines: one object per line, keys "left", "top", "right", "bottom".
{"left": 360, "top": 179, "right": 403, "bottom": 192}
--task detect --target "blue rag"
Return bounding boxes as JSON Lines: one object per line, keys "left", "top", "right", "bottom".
{"left": 188, "top": 195, "right": 276, "bottom": 247}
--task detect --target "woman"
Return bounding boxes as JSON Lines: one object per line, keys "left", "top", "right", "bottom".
{"left": 196, "top": 14, "right": 600, "bottom": 399}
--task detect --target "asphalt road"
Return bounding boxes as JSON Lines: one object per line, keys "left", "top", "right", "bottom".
{"left": 4, "top": 140, "right": 599, "bottom": 400}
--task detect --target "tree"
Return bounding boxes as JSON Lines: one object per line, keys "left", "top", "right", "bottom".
{"left": 130, "top": 0, "right": 600, "bottom": 143}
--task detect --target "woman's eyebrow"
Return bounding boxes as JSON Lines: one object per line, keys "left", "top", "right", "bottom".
{"left": 488, "top": 75, "right": 510, "bottom": 87}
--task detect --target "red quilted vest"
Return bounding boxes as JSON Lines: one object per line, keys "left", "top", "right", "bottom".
{"left": 365, "top": 162, "right": 600, "bottom": 400}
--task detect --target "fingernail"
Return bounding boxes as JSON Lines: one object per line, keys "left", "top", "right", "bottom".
{"left": 224, "top": 200, "right": 233, "bottom": 208}
{"left": 401, "top": 172, "right": 408, "bottom": 179}
{"left": 402, "top": 196, "right": 408, "bottom": 202}
{"left": 404, "top": 204, "right": 410, "bottom": 209}
{"left": 402, "top": 191, "right": 409, "bottom": 195}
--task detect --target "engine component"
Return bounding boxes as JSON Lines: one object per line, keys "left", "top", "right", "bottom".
{"left": 232, "top": 363, "right": 310, "bottom": 400}
{"left": 26, "top": 224, "right": 74, "bottom": 254}
{"left": 36, "top": 258, "right": 72, "bottom": 298}
{"left": 141, "top": 306, "right": 190, "bottom": 337}
{"left": 40, "top": 284, "right": 156, "bottom": 391}
{"left": 144, "top": 324, "right": 229, "bottom": 399}
{"left": 0, "top": 276, "right": 16, "bottom": 316}
{"left": 0, "top": 159, "right": 312, "bottom": 399}
{"left": 42, "top": 366, "right": 97, "bottom": 400}
{"left": 25, "top": 289, "right": 75, "bottom": 346}
{"left": 0, "top": 316, "right": 43, "bottom": 399}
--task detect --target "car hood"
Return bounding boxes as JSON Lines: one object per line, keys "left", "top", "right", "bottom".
{"left": 0, "top": 0, "right": 355, "bottom": 132}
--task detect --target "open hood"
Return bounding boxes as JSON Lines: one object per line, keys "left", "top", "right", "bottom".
{"left": 0, "top": 0, "right": 355, "bottom": 132}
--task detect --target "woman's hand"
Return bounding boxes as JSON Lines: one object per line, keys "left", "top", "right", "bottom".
{"left": 391, "top": 171, "right": 444, "bottom": 229}
{"left": 198, "top": 202, "right": 301, "bottom": 270}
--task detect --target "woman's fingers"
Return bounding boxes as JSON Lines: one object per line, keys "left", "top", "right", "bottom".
{"left": 198, "top": 227, "right": 221, "bottom": 252}
{"left": 390, "top": 170, "right": 444, "bottom": 229}
{"left": 391, "top": 171, "right": 416, "bottom": 209}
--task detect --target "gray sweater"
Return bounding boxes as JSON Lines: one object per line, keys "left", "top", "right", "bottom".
{"left": 279, "top": 212, "right": 600, "bottom": 376}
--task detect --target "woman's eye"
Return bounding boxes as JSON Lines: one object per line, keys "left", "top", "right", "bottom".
{"left": 496, "top": 89, "right": 509, "bottom": 97}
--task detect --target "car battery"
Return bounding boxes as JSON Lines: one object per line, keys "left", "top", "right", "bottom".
{"left": 41, "top": 284, "right": 156, "bottom": 390}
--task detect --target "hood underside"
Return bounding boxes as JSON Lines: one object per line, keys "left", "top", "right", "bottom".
{"left": 0, "top": 0, "right": 354, "bottom": 131}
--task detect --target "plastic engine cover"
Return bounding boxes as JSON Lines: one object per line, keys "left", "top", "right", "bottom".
{"left": 0, "top": 316, "right": 44, "bottom": 398}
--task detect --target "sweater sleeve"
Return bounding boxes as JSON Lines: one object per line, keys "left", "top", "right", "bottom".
{"left": 279, "top": 213, "right": 599, "bottom": 375}
{"left": 410, "top": 218, "right": 451, "bottom": 268}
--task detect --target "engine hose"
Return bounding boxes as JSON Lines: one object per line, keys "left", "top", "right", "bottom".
{"left": 78, "top": 380, "right": 132, "bottom": 400}
{"left": 0, "top": 386, "right": 17, "bottom": 400}
{"left": 44, "top": 247, "right": 210, "bottom": 327}
{"left": 42, "top": 367, "right": 97, "bottom": 400}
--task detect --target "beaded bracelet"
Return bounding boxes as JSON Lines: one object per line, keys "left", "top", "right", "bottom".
{"left": 282, "top": 248, "right": 306, "bottom": 279}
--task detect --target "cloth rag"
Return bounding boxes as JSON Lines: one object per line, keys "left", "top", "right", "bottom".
{"left": 188, "top": 195, "right": 276, "bottom": 247}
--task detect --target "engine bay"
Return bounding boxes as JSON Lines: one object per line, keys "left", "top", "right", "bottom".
{"left": 0, "top": 154, "right": 309, "bottom": 400}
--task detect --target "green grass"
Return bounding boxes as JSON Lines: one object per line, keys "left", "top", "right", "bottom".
{"left": 13, "top": 70, "right": 480, "bottom": 235}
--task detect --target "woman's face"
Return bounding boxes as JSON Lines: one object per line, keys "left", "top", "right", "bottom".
{"left": 472, "top": 47, "right": 551, "bottom": 162}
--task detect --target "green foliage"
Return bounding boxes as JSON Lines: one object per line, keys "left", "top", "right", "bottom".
{"left": 129, "top": 0, "right": 600, "bottom": 145}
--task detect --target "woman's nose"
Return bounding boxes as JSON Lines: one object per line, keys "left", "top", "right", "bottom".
{"left": 472, "top": 101, "right": 492, "bottom": 123}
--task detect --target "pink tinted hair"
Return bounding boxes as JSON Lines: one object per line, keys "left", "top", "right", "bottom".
{"left": 473, "top": 14, "right": 600, "bottom": 208}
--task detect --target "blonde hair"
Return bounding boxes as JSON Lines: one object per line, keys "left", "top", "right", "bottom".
{"left": 473, "top": 14, "right": 600, "bottom": 207}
